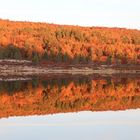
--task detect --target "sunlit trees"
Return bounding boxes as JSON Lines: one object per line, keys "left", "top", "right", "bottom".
{"left": 0, "top": 19, "right": 139, "bottom": 65}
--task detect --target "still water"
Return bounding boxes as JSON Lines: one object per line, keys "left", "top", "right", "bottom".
{"left": 0, "top": 74, "right": 140, "bottom": 140}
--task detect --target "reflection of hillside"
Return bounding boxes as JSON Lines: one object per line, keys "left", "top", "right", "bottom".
{"left": 0, "top": 77, "right": 139, "bottom": 118}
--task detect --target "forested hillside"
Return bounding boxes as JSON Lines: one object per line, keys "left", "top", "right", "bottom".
{"left": 0, "top": 19, "right": 140, "bottom": 65}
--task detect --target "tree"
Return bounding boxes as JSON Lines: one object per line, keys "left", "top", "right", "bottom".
{"left": 62, "top": 53, "right": 69, "bottom": 63}
{"left": 3, "top": 45, "right": 22, "bottom": 60}
{"left": 32, "top": 51, "right": 40, "bottom": 65}
{"left": 73, "top": 54, "right": 79, "bottom": 64}
{"left": 106, "top": 56, "right": 112, "bottom": 65}
{"left": 0, "top": 47, "right": 4, "bottom": 59}
{"left": 14, "top": 48, "right": 22, "bottom": 59}
{"left": 88, "top": 47, "right": 94, "bottom": 62}
{"left": 43, "top": 51, "right": 49, "bottom": 60}
{"left": 56, "top": 48, "right": 63, "bottom": 62}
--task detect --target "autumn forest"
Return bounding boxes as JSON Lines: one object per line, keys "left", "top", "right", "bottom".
{"left": 0, "top": 19, "right": 140, "bottom": 65}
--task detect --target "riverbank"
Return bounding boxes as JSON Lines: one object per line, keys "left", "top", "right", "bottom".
{"left": 0, "top": 59, "right": 140, "bottom": 77}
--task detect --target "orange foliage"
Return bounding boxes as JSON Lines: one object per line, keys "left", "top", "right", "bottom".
{"left": 0, "top": 77, "right": 139, "bottom": 118}
{"left": 0, "top": 19, "right": 140, "bottom": 64}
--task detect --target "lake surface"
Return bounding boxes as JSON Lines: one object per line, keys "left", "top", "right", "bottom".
{"left": 0, "top": 74, "right": 140, "bottom": 140}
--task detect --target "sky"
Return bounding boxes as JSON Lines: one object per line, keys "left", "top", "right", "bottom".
{"left": 0, "top": 0, "right": 140, "bottom": 29}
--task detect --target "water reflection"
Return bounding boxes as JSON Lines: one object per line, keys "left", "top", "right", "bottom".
{"left": 0, "top": 75, "right": 139, "bottom": 118}
{"left": 0, "top": 110, "right": 140, "bottom": 140}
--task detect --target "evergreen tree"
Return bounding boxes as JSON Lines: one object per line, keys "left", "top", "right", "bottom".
{"left": 43, "top": 51, "right": 49, "bottom": 60}
{"left": 32, "top": 51, "right": 40, "bottom": 65}
{"left": 106, "top": 56, "right": 112, "bottom": 65}
{"left": 89, "top": 47, "right": 94, "bottom": 61}
{"left": 14, "top": 48, "right": 22, "bottom": 59}
{"left": 56, "top": 48, "right": 63, "bottom": 62}
{"left": 62, "top": 53, "right": 69, "bottom": 62}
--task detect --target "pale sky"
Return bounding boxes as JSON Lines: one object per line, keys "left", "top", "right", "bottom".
{"left": 0, "top": 0, "right": 140, "bottom": 29}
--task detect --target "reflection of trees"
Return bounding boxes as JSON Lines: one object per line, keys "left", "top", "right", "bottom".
{"left": 0, "top": 77, "right": 139, "bottom": 118}
{"left": 0, "top": 81, "right": 27, "bottom": 95}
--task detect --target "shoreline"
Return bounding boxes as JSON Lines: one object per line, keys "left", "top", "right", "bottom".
{"left": 0, "top": 59, "right": 140, "bottom": 76}
{"left": 0, "top": 65, "right": 140, "bottom": 76}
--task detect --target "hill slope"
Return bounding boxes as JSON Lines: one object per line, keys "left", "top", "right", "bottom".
{"left": 0, "top": 19, "right": 140, "bottom": 64}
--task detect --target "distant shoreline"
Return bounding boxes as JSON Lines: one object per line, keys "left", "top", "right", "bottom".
{"left": 0, "top": 59, "right": 139, "bottom": 77}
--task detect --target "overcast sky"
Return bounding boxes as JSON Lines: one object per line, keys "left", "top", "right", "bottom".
{"left": 0, "top": 0, "right": 140, "bottom": 29}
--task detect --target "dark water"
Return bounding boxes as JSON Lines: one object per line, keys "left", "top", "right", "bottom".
{"left": 0, "top": 74, "right": 140, "bottom": 140}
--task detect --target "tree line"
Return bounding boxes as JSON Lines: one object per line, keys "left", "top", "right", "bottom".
{"left": 0, "top": 19, "right": 139, "bottom": 65}
{"left": 0, "top": 44, "right": 121, "bottom": 65}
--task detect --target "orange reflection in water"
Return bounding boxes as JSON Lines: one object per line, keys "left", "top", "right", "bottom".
{"left": 0, "top": 76, "right": 139, "bottom": 118}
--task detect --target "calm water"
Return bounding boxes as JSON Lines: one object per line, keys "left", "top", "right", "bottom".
{"left": 0, "top": 74, "right": 140, "bottom": 140}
